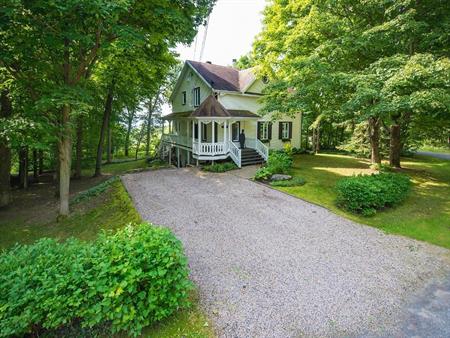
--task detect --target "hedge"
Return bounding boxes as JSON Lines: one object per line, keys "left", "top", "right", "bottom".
{"left": 0, "top": 224, "right": 191, "bottom": 337}
{"left": 336, "top": 172, "right": 411, "bottom": 216}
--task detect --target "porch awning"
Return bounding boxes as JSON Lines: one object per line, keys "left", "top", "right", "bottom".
{"left": 162, "top": 111, "right": 192, "bottom": 120}
{"left": 191, "top": 95, "right": 260, "bottom": 118}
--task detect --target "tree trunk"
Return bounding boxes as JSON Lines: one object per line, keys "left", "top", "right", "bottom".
{"left": 33, "top": 149, "right": 38, "bottom": 179}
{"left": 124, "top": 108, "right": 135, "bottom": 157}
{"left": 74, "top": 116, "right": 83, "bottom": 179}
{"left": 58, "top": 104, "right": 72, "bottom": 216}
{"left": 19, "top": 147, "right": 28, "bottom": 189}
{"left": 94, "top": 84, "right": 114, "bottom": 177}
{"left": 368, "top": 116, "right": 381, "bottom": 164}
{"left": 145, "top": 109, "right": 153, "bottom": 156}
{"left": 53, "top": 144, "right": 60, "bottom": 197}
{"left": 106, "top": 122, "right": 112, "bottom": 163}
{"left": 389, "top": 123, "right": 401, "bottom": 168}
{"left": 0, "top": 90, "right": 12, "bottom": 207}
{"left": 38, "top": 150, "right": 43, "bottom": 175}
{"left": 135, "top": 125, "right": 146, "bottom": 160}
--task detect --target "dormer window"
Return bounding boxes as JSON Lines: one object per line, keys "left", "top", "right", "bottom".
{"left": 262, "top": 75, "right": 269, "bottom": 84}
{"left": 193, "top": 87, "right": 200, "bottom": 107}
{"left": 182, "top": 91, "right": 186, "bottom": 105}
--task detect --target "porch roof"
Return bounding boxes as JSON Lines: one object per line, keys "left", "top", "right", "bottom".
{"left": 191, "top": 95, "right": 259, "bottom": 119}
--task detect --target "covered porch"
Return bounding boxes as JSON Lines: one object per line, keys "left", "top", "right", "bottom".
{"left": 162, "top": 95, "right": 268, "bottom": 167}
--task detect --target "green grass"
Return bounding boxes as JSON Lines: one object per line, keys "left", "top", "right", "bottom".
{"left": 273, "top": 153, "right": 450, "bottom": 249}
{"left": 0, "top": 179, "right": 214, "bottom": 337}
{"left": 81, "top": 158, "right": 168, "bottom": 177}
{"left": 419, "top": 145, "right": 450, "bottom": 154}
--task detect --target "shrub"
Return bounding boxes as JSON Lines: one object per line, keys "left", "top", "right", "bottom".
{"left": 202, "top": 162, "right": 237, "bottom": 172}
{"left": 267, "top": 151, "right": 293, "bottom": 174}
{"left": 270, "top": 176, "right": 306, "bottom": 187}
{"left": 254, "top": 151, "right": 293, "bottom": 180}
{"left": 336, "top": 173, "right": 411, "bottom": 216}
{"left": 254, "top": 167, "right": 273, "bottom": 180}
{"left": 0, "top": 224, "right": 191, "bottom": 337}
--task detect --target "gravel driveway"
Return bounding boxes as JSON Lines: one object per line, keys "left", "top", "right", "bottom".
{"left": 122, "top": 168, "right": 450, "bottom": 337}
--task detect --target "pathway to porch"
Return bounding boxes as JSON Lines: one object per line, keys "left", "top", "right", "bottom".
{"left": 122, "top": 168, "right": 450, "bottom": 337}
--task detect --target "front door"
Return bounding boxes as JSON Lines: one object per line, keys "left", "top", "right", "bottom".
{"left": 231, "top": 121, "right": 240, "bottom": 142}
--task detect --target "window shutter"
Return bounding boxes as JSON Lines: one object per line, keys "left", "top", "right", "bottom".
{"left": 278, "top": 122, "right": 283, "bottom": 140}
{"left": 288, "top": 122, "right": 293, "bottom": 139}
{"left": 257, "top": 122, "right": 261, "bottom": 140}
{"left": 268, "top": 122, "right": 272, "bottom": 140}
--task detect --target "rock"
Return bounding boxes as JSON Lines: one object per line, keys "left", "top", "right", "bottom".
{"left": 271, "top": 174, "right": 292, "bottom": 181}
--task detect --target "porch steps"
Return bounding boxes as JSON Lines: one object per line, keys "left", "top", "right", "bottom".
{"left": 241, "top": 148, "right": 265, "bottom": 166}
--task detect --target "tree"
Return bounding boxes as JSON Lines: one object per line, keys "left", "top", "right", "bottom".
{"left": 1, "top": 0, "right": 215, "bottom": 215}
{"left": 254, "top": 0, "right": 450, "bottom": 167}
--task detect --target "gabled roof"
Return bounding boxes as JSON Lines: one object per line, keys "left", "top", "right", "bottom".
{"left": 187, "top": 60, "right": 257, "bottom": 92}
{"left": 191, "top": 95, "right": 259, "bottom": 118}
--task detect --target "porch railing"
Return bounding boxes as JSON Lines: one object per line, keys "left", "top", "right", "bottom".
{"left": 246, "top": 137, "right": 269, "bottom": 161}
{"left": 193, "top": 141, "right": 227, "bottom": 156}
{"left": 228, "top": 141, "right": 241, "bottom": 167}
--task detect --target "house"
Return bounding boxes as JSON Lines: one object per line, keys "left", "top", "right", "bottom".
{"left": 161, "top": 60, "right": 302, "bottom": 167}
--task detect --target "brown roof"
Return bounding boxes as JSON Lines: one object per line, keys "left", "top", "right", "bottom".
{"left": 163, "top": 111, "right": 192, "bottom": 119}
{"left": 187, "top": 60, "right": 256, "bottom": 92}
{"left": 191, "top": 95, "right": 259, "bottom": 118}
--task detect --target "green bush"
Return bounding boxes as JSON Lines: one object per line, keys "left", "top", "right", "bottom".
{"left": 254, "top": 151, "right": 293, "bottom": 180}
{"left": 270, "top": 176, "right": 306, "bottom": 187}
{"left": 254, "top": 167, "right": 273, "bottom": 180}
{"left": 202, "top": 162, "right": 237, "bottom": 172}
{"left": 336, "top": 173, "right": 411, "bottom": 216}
{"left": 0, "top": 224, "right": 191, "bottom": 337}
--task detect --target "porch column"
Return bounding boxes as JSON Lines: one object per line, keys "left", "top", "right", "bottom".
{"left": 198, "top": 120, "right": 202, "bottom": 155}
{"left": 212, "top": 120, "right": 215, "bottom": 156}
{"left": 224, "top": 120, "right": 228, "bottom": 149}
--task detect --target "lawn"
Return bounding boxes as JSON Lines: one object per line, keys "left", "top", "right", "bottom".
{"left": 419, "top": 145, "right": 450, "bottom": 154}
{"left": 273, "top": 153, "right": 450, "bottom": 249}
{"left": 0, "top": 160, "right": 214, "bottom": 338}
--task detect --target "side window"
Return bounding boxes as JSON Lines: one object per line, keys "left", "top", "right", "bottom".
{"left": 193, "top": 87, "right": 200, "bottom": 107}
{"left": 279, "top": 122, "right": 292, "bottom": 140}
{"left": 182, "top": 91, "right": 186, "bottom": 105}
{"left": 258, "top": 122, "right": 271, "bottom": 141}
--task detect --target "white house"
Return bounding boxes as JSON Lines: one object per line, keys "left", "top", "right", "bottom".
{"left": 161, "top": 60, "right": 302, "bottom": 167}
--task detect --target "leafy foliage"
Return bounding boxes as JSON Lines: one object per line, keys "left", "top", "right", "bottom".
{"left": 336, "top": 173, "right": 411, "bottom": 216}
{"left": 270, "top": 176, "right": 306, "bottom": 187}
{"left": 0, "top": 224, "right": 192, "bottom": 337}
{"left": 202, "top": 162, "right": 237, "bottom": 173}
{"left": 71, "top": 176, "right": 120, "bottom": 205}
{"left": 254, "top": 151, "right": 293, "bottom": 180}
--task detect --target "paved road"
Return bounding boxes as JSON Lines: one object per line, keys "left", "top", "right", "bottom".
{"left": 416, "top": 151, "right": 450, "bottom": 160}
{"left": 122, "top": 168, "right": 450, "bottom": 338}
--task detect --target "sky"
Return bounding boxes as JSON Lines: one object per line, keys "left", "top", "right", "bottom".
{"left": 176, "top": 0, "right": 266, "bottom": 65}
{"left": 162, "top": 0, "right": 266, "bottom": 115}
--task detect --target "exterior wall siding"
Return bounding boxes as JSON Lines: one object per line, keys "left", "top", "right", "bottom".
{"left": 172, "top": 67, "right": 212, "bottom": 113}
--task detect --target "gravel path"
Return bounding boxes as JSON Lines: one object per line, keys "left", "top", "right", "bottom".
{"left": 122, "top": 168, "right": 450, "bottom": 337}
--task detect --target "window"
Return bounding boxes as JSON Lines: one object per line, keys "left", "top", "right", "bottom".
{"left": 182, "top": 91, "right": 186, "bottom": 105}
{"left": 194, "top": 122, "right": 198, "bottom": 139}
{"left": 193, "top": 87, "right": 200, "bottom": 107}
{"left": 232, "top": 122, "right": 240, "bottom": 141}
{"left": 279, "top": 122, "right": 292, "bottom": 140}
{"left": 258, "top": 122, "right": 271, "bottom": 141}
{"left": 202, "top": 122, "right": 207, "bottom": 142}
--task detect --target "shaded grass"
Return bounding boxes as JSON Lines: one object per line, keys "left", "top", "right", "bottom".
{"left": 273, "top": 153, "right": 450, "bottom": 249}
{"left": 81, "top": 158, "right": 168, "bottom": 177}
